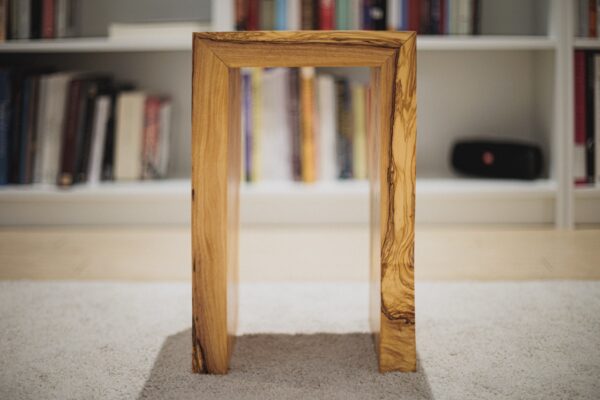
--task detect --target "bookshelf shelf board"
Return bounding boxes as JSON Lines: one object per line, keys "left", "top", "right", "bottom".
{"left": 416, "top": 36, "right": 556, "bottom": 51}
{"left": 0, "top": 37, "right": 193, "bottom": 53}
{"left": 574, "top": 185, "right": 600, "bottom": 197}
{"left": 0, "top": 178, "right": 556, "bottom": 226}
{"left": 574, "top": 38, "right": 600, "bottom": 49}
{"left": 0, "top": 36, "right": 555, "bottom": 53}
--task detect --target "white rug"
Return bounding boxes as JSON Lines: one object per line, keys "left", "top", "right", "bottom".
{"left": 0, "top": 281, "right": 599, "bottom": 399}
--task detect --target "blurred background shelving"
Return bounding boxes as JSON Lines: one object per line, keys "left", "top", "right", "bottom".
{"left": 0, "top": 0, "right": 597, "bottom": 227}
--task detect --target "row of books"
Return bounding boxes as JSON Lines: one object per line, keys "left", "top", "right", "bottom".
{"left": 577, "top": 0, "right": 600, "bottom": 38}
{"left": 0, "top": 69, "right": 172, "bottom": 186}
{"left": 235, "top": 0, "right": 481, "bottom": 35}
{"left": 0, "top": 0, "right": 79, "bottom": 41}
{"left": 241, "top": 67, "right": 368, "bottom": 182}
{"left": 574, "top": 50, "right": 600, "bottom": 185}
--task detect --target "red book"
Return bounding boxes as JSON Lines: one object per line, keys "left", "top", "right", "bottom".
{"left": 41, "top": 0, "right": 55, "bottom": 39}
{"left": 319, "top": 0, "right": 335, "bottom": 30}
{"left": 408, "top": 0, "right": 420, "bottom": 32}
{"left": 575, "top": 51, "right": 586, "bottom": 145}
{"left": 439, "top": 0, "right": 446, "bottom": 34}
{"left": 247, "top": 0, "right": 259, "bottom": 30}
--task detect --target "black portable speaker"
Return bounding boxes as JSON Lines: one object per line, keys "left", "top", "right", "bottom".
{"left": 451, "top": 139, "right": 543, "bottom": 180}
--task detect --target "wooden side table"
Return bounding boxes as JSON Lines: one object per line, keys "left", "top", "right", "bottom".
{"left": 191, "top": 31, "right": 416, "bottom": 374}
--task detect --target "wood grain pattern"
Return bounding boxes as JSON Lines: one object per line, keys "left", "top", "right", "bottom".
{"left": 192, "top": 31, "right": 417, "bottom": 374}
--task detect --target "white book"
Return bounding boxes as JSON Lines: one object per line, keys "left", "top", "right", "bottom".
{"left": 33, "top": 72, "right": 75, "bottom": 184}
{"left": 108, "top": 21, "right": 211, "bottom": 40}
{"left": 449, "top": 0, "right": 460, "bottom": 35}
{"left": 350, "top": 0, "right": 361, "bottom": 30}
{"left": 157, "top": 100, "right": 172, "bottom": 178}
{"left": 580, "top": 0, "right": 589, "bottom": 38}
{"left": 317, "top": 74, "right": 337, "bottom": 181}
{"left": 456, "top": 0, "right": 472, "bottom": 35}
{"left": 87, "top": 96, "right": 111, "bottom": 185}
{"left": 287, "top": 0, "right": 300, "bottom": 31}
{"left": 115, "top": 91, "right": 146, "bottom": 181}
{"left": 573, "top": 144, "right": 586, "bottom": 181}
{"left": 387, "top": 0, "right": 398, "bottom": 31}
{"left": 261, "top": 68, "right": 291, "bottom": 181}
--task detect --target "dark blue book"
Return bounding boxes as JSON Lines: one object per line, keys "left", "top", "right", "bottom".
{"left": 0, "top": 70, "right": 10, "bottom": 185}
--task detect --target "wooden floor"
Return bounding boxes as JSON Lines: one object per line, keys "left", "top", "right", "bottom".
{"left": 0, "top": 225, "right": 599, "bottom": 281}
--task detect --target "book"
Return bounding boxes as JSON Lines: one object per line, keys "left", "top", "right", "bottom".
{"left": 250, "top": 68, "right": 262, "bottom": 182}
{"left": 300, "top": 67, "right": 316, "bottom": 182}
{"left": 247, "top": 0, "right": 259, "bottom": 30}
{"left": 352, "top": 83, "right": 366, "bottom": 179}
{"left": 55, "top": 0, "right": 78, "bottom": 38}
{"left": 586, "top": 51, "right": 596, "bottom": 183}
{"left": 108, "top": 21, "right": 211, "bottom": 39}
{"left": 242, "top": 70, "right": 252, "bottom": 181}
{"left": 586, "top": 53, "right": 600, "bottom": 183}
{"left": 0, "top": 0, "right": 7, "bottom": 42}
{"left": 429, "top": 0, "right": 442, "bottom": 34}
{"left": 141, "top": 96, "right": 162, "bottom": 180}
{"left": 319, "top": 0, "right": 335, "bottom": 30}
{"left": 19, "top": 75, "right": 41, "bottom": 184}
{"left": 41, "top": 0, "right": 55, "bottom": 39}
{"left": 408, "top": 0, "right": 420, "bottom": 32}
{"left": 259, "top": 0, "right": 275, "bottom": 30}
{"left": 236, "top": 0, "right": 248, "bottom": 30}
{"left": 336, "top": 0, "right": 349, "bottom": 30}
{"left": 30, "top": 0, "right": 42, "bottom": 39}
{"left": 350, "top": 0, "right": 361, "bottom": 29}
{"left": 8, "top": 72, "right": 24, "bottom": 184}
{"left": 87, "top": 95, "right": 110, "bottom": 185}
{"left": 335, "top": 77, "right": 352, "bottom": 179}
{"left": 574, "top": 51, "right": 587, "bottom": 183}
{"left": 580, "top": 0, "right": 589, "bottom": 37}
{"left": 114, "top": 91, "right": 145, "bottom": 181}
{"left": 275, "top": 0, "right": 287, "bottom": 29}
{"left": 288, "top": 0, "right": 300, "bottom": 30}
{"left": 317, "top": 74, "right": 336, "bottom": 181}
{"left": 456, "top": 0, "right": 472, "bottom": 35}
{"left": 288, "top": 68, "right": 302, "bottom": 181}
{"left": 0, "top": 69, "right": 9, "bottom": 184}
{"left": 33, "top": 72, "right": 73, "bottom": 184}
{"left": 102, "top": 84, "right": 135, "bottom": 181}
{"left": 301, "top": 0, "right": 317, "bottom": 29}
{"left": 591, "top": 0, "right": 598, "bottom": 38}
{"left": 11, "top": 0, "right": 31, "bottom": 39}
{"left": 261, "top": 68, "right": 292, "bottom": 180}
{"left": 156, "top": 99, "right": 172, "bottom": 178}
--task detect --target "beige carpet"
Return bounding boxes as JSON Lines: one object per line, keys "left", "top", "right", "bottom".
{"left": 0, "top": 281, "right": 599, "bottom": 399}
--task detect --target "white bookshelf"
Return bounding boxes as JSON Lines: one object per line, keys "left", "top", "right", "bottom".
{"left": 0, "top": 0, "right": 595, "bottom": 227}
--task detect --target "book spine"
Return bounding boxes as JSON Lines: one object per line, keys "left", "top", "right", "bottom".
{"left": 300, "top": 67, "right": 316, "bottom": 182}
{"left": 335, "top": 77, "right": 352, "bottom": 179}
{"left": 41, "top": 0, "right": 54, "bottom": 38}
{"left": 586, "top": 51, "right": 596, "bottom": 183}
{"left": 352, "top": 83, "right": 367, "bottom": 179}
{"left": 429, "top": 0, "right": 441, "bottom": 34}
{"left": 250, "top": 68, "right": 262, "bottom": 182}
{"left": 235, "top": 0, "right": 247, "bottom": 30}
{"left": 156, "top": 100, "right": 171, "bottom": 178}
{"left": 387, "top": 0, "right": 397, "bottom": 30}
{"left": 456, "top": 0, "right": 471, "bottom": 35}
{"left": 301, "top": 0, "right": 315, "bottom": 29}
{"left": 319, "top": 0, "right": 334, "bottom": 30}
{"left": 275, "top": 0, "right": 287, "bottom": 29}
{"left": 114, "top": 92, "right": 145, "bottom": 181}
{"left": 408, "top": 0, "right": 419, "bottom": 32}
{"left": 400, "top": 0, "right": 408, "bottom": 30}
{"left": 242, "top": 71, "right": 252, "bottom": 182}
{"left": 419, "top": 0, "right": 430, "bottom": 34}
{"left": 591, "top": 0, "right": 598, "bottom": 38}
{"left": 317, "top": 74, "right": 337, "bottom": 181}
{"left": 32, "top": 75, "right": 48, "bottom": 183}
{"left": 335, "top": 0, "right": 348, "bottom": 29}
{"left": 141, "top": 97, "right": 161, "bottom": 180}
{"left": 87, "top": 95, "right": 110, "bottom": 185}
{"left": 8, "top": 74, "right": 22, "bottom": 183}
{"left": 30, "top": 0, "right": 41, "bottom": 38}
{"left": 17, "top": 0, "right": 31, "bottom": 39}
{"left": 0, "top": 70, "right": 9, "bottom": 184}
{"left": 288, "top": 0, "right": 300, "bottom": 30}
{"left": 58, "top": 79, "right": 81, "bottom": 186}
{"left": 0, "top": 0, "right": 6, "bottom": 42}
{"left": 362, "top": 0, "right": 371, "bottom": 29}
{"left": 588, "top": 54, "right": 600, "bottom": 183}
{"left": 579, "top": 0, "right": 589, "bottom": 37}
{"left": 288, "top": 68, "right": 302, "bottom": 181}
{"left": 472, "top": 0, "right": 480, "bottom": 35}
{"left": 369, "top": 0, "right": 386, "bottom": 30}
{"left": 575, "top": 51, "right": 587, "bottom": 145}
{"left": 259, "top": 0, "right": 275, "bottom": 30}
{"left": 247, "top": 0, "right": 259, "bottom": 30}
